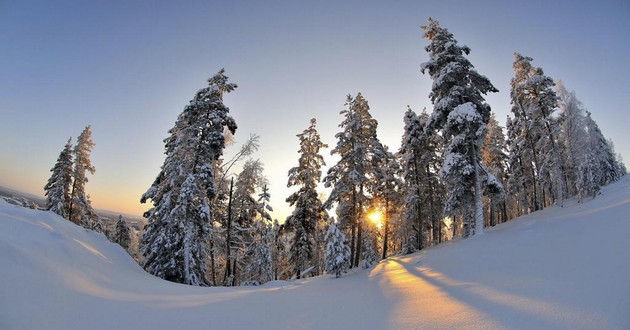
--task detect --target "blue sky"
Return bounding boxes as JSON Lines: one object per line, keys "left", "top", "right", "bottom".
{"left": 1, "top": 0, "right": 628, "bottom": 219}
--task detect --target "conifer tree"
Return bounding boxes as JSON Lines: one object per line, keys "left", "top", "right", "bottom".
{"left": 555, "top": 81, "right": 599, "bottom": 201}
{"left": 372, "top": 149, "right": 402, "bottom": 259}
{"left": 481, "top": 113, "right": 508, "bottom": 225}
{"left": 510, "top": 53, "right": 566, "bottom": 208}
{"left": 242, "top": 218, "right": 273, "bottom": 285}
{"left": 112, "top": 215, "right": 131, "bottom": 251}
{"left": 225, "top": 159, "right": 267, "bottom": 285}
{"left": 286, "top": 119, "right": 328, "bottom": 278}
{"left": 399, "top": 107, "right": 444, "bottom": 249}
{"left": 324, "top": 222, "right": 351, "bottom": 278}
{"left": 141, "top": 69, "right": 237, "bottom": 286}
{"left": 420, "top": 18, "right": 499, "bottom": 237}
{"left": 44, "top": 137, "right": 74, "bottom": 218}
{"left": 68, "top": 126, "right": 96, "bottom": 226}
{"left": 584, "top": 112, "right": 623, "bottom": 186}
{"left": 323, "top": 93, "right": 383, "bottom": 267}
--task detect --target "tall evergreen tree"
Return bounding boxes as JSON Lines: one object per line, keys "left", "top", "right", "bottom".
{"left": 372, "top": 148, "right": 402, "bottom": 259}
{"left": 584, "top": 112, "right": 623, "bottom": 186}
{"left": 141, "top": 69, "right": 237, "bottom": 286}
{"left": 555, "top": 81, "right": 599, "bottom": 201}
{"left": 44, "top": 137, "right": 74, "bottom": 218}
{"left": 399, "top": 107, "right": 444, "bottom": 249}
{"left": 68, "top": 126, "right": 96, "bottom": 226}
{"left": 286, "top": 118, "right": 328, "bottom": 278}
{"left": 420, "top": 18, "right": 499, "bottom": 237}
{"left": 510, "top": 53, "right": 566, "bottom": 208}
{"left": 323, "top": 93, "right": 382, "bottom": 267}
{"left": 224, "top": 159, "right": 267, "bottom": 286}
{"left": 481, "top": 113, "right": 508, "bottom": 225}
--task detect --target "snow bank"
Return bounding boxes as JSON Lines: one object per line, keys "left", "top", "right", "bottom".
{"left": 1, "top": 177, "right": 629, "bottom": 329}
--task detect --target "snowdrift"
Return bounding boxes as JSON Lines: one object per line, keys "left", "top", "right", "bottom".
{"left": 1, "top": 177, "right": 629, "bottom": 329}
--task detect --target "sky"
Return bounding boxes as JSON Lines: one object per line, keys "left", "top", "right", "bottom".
{"left": 1, "top": 0, "right": 629, "bottom": 220}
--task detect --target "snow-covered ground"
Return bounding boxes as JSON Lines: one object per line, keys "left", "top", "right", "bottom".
{"left": 1, "top": 177, "right": 629, "bottom": 329}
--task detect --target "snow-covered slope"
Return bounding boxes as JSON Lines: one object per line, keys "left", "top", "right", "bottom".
{"left": 1, "top": 177, "right": 629, "bottom": 330}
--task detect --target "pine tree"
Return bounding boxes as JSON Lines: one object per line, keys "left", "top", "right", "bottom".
{"left": 44, "top": 137, "right": 74, "bottom": 218}
{"left": 399, "top": 107, "right": 444, "bottom": 249}
{"left": 584, "top": 112, "right": 622, "bottom": 186}
{"left": 225, "top": 159, "right": 267, "bottom": 286}
{"left": 141, "top": 69, "right": 237, "bottom": 286}
{"left": 286, "top": 118, "right": 328, "bottom": 278}
{"left": 481, "top": 113, "right": 508, "bottom": 225}
{"left": 420, "top": 18, "right": 499, "bottom": 237}
{"left": 324, "top": 222, "right": 351, "bottom": 278}
{"left": 242, "top": 219, "right": 273, "bottom": 285}
{"left": 510, "top": 53, "right": 566, "bottom": 208}
{"left": 68, "top": 126, "right": 96, "bottom": 226}
{"left": 323, "top": 93, "right": 383, "bottom": 267}
{"left": 112, "top": 215, "right": 132, "bottom": 251}
{"left": 372, "top": 149, "right": 403, "bottom": 259}
{"left": 556, "top": 81, "right": 599, "bottom": 201}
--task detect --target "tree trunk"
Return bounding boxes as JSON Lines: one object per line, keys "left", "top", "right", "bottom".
{"left": 223, "top": 178, "right": 234, "bottom": 286}
{"left": 472, "top": 141, "right": 484, "bottom": 236}
{"left": 354, "top": 184, "right": 365, "bottom": 268}
{"left": 350, "top": 187, "right": 357, "bottom": 268}
{"left": 209, "top": 239, "right": 216, "bottom": 286}
{"left": 382, "top": 199, "right": 389, "bottom": 259}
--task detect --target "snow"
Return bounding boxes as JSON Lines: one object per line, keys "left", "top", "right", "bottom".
{"left": 2, "top": 177, "right": 630, "bottom": 329}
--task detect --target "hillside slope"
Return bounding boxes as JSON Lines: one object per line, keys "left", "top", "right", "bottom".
{"left": 1, "top": 177, "right": 629, "bottom": 329}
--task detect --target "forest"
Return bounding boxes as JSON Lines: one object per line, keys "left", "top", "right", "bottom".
{"left": 42, "top": 19, "right": 627, "bottom": 287}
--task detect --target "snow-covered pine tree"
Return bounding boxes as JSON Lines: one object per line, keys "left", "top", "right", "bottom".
{"left": 481, "top": 113, "right": 508, "bottom": 225}
{"left": 44, "top": 137, "right": 74, "bottom": 219}
{"left": 505, "top": 114, "right": 538, "bottom": 216}
{"left": 555, "top": 81, "right": 599, "bottom": 201}
{"left": 399, "top": 107, "right": 445, "bottom": 249}
{"left": 68, "top": 126, "right": 96, "bottom": 226}
{"left": 242, "top": 218, "right": 273, "bottom": 285}
{"left": 324, "top": 222, "right": 351, "bottom": 278}
{"left": 510, "top": 53, "right": 566, "bottom": 208}
{"left": 371, "top": 148, "right": 402, "bottom": 259}
{"left": 141, "top": 69, "right": 237, "bottom": 286}
{"left": 323, "top": 93, "right": 383, "bottom": 267}
{"left": 225, "top": 159, "right": 267, "bottom": 286}
{"left": 286, "top": 118, "right": 328, "bottom": 278}
{"left": 210, "top": 135, "right": 260, "bottom": 285}
{"left": 420, "top": 18, "right": 499, "bottom": 237}
{"left": 112, "top": 215, "right": 132, "bottom": 251}
{"left": 584, "top": 112, "right": 623, "bottom": 186}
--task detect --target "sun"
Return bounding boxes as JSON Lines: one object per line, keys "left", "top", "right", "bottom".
{"left": 367, "top": 209, "right": 384, "bottom": 229}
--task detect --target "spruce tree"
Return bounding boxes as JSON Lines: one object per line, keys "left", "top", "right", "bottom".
{"left": 584, "top": 112, "right": 623, "bottom": 186}
{"left": 44, "top": 137, "right": 74, "bottom": 218}
{"left": 510, "top": 53, "right": 566, "bottom": 208}
{"left": 242, "top": 218, "right": 273, "bottom": 285}
{"left": 481, "top": 113, "right": 508, "bottom": 225}
{"left": 399, "top": 107, "right": 444, "bottom": 249}
{"left": 556, "top": 81, "right": 599, "bottom": 201}
{"left": 68, "top": 126, "right": 96, "bottom": 226}
{"left": 141, "top": 69, "right": 237, "bottom": 286}
{"left": 420, "top": 18, "right": 499, "bottom": 237}
{"left": 225, "top": 159, "right": 267, "bottom": 286}
{"left": 323, "top": 93, "right": 383, "bottom": 267}
{"left": 286, "top": 118, "right": 328, "bottom": 278}
{"left": 324, "top": 222, "right": 351, "bottom": 278}
{"left": 112, "top": 215, "right": 132, "bottom": 251}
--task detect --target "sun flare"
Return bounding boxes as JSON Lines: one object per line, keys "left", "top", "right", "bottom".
{"left": 367, "top": 209, "right": 384, "bottom": 229}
